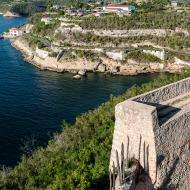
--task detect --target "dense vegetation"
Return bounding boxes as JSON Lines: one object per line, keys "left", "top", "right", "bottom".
{"left": 32, "top": 20, "right": 61, "bottom": 36}
{"left": 55, "top": 31, "right": 149, "bottom": 47}
{"left": 54, "top": 31, "right": 190, "bottom": 52}
{"left": 127, "top": 50, "right": 162, "bottom": 63}
{"left": 28, "top": 13, "right": 44, "bottom": 24}
{"left": 152, "top": 33, "right": 190, "bottom": 50}
{"left": 79, "top": 11, "right": 190, "bottom": 30}
{"left": 10, "top": 1, "right": 47, "bottom": 16}
{"left": 1, "top": 70, "right": 190, "bottom": 189}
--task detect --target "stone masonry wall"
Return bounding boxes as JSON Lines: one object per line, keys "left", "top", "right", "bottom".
{"left": 110, "top": 77, "right": 190, "bottom": 189}
{"left": 143, "top": 49, "right": 165, "bottom": 61}
{"left": 154, "top": 107, "right": 190, "bottom": 189}
{"left": 110, "top": 100, "right": 158, "bottom": 181}
{"left": 133, "top": 77, "right": 190, "bottom": 103}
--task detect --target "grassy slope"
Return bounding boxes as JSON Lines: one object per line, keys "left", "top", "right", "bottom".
{"left": 0, "top": 70, "right": 190, "bottom": 190}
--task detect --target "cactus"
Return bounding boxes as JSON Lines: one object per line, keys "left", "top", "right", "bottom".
{"left": 109, "top": 169, "right": 112, "bottom": 190}
{"left": 113, "top": 162, "right": 116, "bottom": 190}
{"left": 121, "top": 143, "right": 124, "bottom": 180}
{"left": 138, "top": 135, "right": 142, "bottom": 162}
{"left": 109, "top": 136, "right": 153, "bottom": 190}
{"left": 126, "top": 136, "right": 129, "bottom": 169}
{"left": 146, "top": 144, "right": 149, "bottom": 174}
{"left": 143, "top": 141, "right": 146, "bottom": 171}
{"left": 116, "top": 150, "right": 122, "bottom": 185}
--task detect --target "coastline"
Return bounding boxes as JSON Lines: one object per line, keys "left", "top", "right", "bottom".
{"left": 11, "top": 37, "right": 185, "bottom": 76}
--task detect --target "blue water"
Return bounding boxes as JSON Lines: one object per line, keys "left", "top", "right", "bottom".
{"left": 0, "top": 16, "right": 170, "bottom": 166}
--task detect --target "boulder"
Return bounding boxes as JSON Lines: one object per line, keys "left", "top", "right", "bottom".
{"left": 73, "top": 74, "right": 81, "bottom": 79}
{"left": 98, "top": 63, "right": 106, "bottom": 72}
{"left": 70, "top": 70, "right": 78, "bottom": 74}
{"left": 111, "top": 66, "right": 120, "bottom": 74}
{"left": 78, "top": 69, "right": 87, "bottom": 76}
{"left": 149, "top": 63, "right": 160, "bottom": 70}
{"left": 29, "top": 54, "right": 34, "bottom": 60}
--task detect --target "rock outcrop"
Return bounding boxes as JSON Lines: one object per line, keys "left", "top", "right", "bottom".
{"left": 3, "top": 11, "right": 19, "bottom": 17}
{"left": 12, "top": 37, "right": 186, "bottom": 76}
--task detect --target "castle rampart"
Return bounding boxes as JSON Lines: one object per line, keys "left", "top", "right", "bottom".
{"left": 110, "top": 77, "right": 190, "bottom": 189}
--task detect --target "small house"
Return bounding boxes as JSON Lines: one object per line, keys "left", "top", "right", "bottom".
{"left": 9, "top": 28, "right": 23, "bottom": 37}
{"left": 103, "top": 4, "right": 136, "bottom": 13}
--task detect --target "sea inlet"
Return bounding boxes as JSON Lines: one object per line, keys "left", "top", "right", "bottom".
{"left": 0, "top": 16, "right": 171, "bottom": 166}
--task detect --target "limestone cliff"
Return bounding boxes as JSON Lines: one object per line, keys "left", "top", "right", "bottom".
{"left": 12, "top": 37, "right": 185, "bottom": 76}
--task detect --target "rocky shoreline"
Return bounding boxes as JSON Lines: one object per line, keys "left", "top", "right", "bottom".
{"left": 12, "top": 37, "right": 185, "bottom": 77}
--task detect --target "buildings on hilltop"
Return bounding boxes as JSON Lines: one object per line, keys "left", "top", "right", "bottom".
{"left": 103, "top": 3, "right": 136, "bottom": 13}
{"left": 4, "top": 24, "right": 33, "bottom": 38}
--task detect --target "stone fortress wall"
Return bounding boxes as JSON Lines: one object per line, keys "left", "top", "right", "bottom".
{"left": 110, "top": 77, "right": 190, "bottom": 189}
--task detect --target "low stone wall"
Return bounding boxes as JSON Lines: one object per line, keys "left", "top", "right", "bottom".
{"left": 143, "top": 49, "right": 165, "bottom": 61}
{"left": 94, "top": 29, "right": 170, "bottom": 37}
{"left": 110, "top": 77, "right": 190, "bottom": 189}
{"left": 133, "top": 77, "right": 190, "bottom": 103}
{"left": 105, "top": 51, "right": 126, "bottom": 61}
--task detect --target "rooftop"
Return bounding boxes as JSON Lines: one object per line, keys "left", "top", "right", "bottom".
{"left": 9, "top": 28, "right": 21, "bottom": 31}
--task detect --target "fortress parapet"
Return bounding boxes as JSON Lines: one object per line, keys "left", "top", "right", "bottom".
{"left": 110, "top": 77, "right": 190, "bottom": 189}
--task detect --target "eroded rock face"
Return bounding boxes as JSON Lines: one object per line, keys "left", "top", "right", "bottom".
{"left": 92, "top": 60, "right": 101, "bottom": 70}
{"left": 12, "top": 37, "right": 185, "bottom": 76}
{"left": 111, "top": 66, "right": 120, "bottom": 74}
{"left": 78, "top": 69, "right": 87, "bottom": 76}
{"left": 98, "top": 63, "right": 106, "bottom": 72}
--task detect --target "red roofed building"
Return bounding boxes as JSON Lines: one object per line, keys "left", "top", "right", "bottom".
{"left": 9, "top": 28, "right": 23, "bottom": 37}
{"left": 103, "top": 3, "right": 136, "bottom": 13}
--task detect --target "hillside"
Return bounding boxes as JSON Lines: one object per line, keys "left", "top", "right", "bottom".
{"left": 0, "top": 0, "right": 47, "bottom": 14}
{"left": 0, "top": 70, "right": 190, "bottom": 189}
{"left": 13, "top": 3, "right": 190, "bottom": 76}
{"left": 0, "top": 0, "right": 96, "bottom": 14}
{"left": 1, "top": 0, "right": 190, "bottom": 189}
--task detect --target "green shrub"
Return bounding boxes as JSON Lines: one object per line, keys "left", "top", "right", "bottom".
{"left": 49, "top": 52, "right": 58, "bottom": 58}
{"left": 78, "top": 11, "right": 190, "bottom": 30}
{"left": 32, "top": 20, "right": 60, "bottom": 37}
{"left": 128, "top": 50, "right": 161, "bottom": 63}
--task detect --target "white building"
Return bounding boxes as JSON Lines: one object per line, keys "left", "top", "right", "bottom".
{"left": 171, "top": 1, "right": 179, "bottom": 7}
{"left": 103, "top": 4, "right": 136, "bottom": 13}
{"left": 41, "top": 17, "right": 53, "bottom": 25}
{"left": 9, "top": 28, "right": 23, "bottom": 37}
{"left": 53, "top": 5, "right": 61, "bottom": 10}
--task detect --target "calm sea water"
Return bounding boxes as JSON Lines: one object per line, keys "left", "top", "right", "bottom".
{"left": 0, "top": 16, "right": 170, "bottom": 166}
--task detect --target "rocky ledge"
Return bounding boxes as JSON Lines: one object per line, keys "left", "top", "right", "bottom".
{"left": 12, "top": 37, "right": 186, "bottom": 77}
